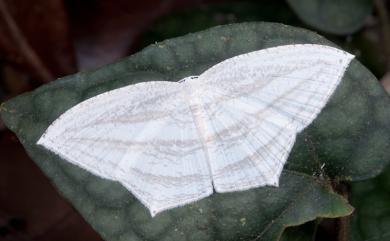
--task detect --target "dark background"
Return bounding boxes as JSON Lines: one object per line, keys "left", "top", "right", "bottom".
{"left": 0, "top": 0, "right": 389, "bottom": 240}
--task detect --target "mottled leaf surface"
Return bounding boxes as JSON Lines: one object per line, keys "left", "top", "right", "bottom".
{"left": 2, "top": 22, "right": 390, "bottom": 241}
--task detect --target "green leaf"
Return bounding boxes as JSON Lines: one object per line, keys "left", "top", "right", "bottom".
{"left": 286, "top": 0, "right": 373, "bottom": 35}
{"left": 349, "top": 164, "right": 390, "bottom": 241}
{"left": 137, "top": 0, "right": 300, "bottom": 49}
{"left": 280, "top": 221, "right": 317, "bottom": 241}
{"left": 1, "top": 22, "right": 389, "bottom": 241}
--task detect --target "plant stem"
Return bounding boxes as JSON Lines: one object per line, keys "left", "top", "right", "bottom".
{"left": 375, "top": 0, "right": 390, "bottom": 69}
{"left": 374, "top": 0, "right": 390, "bottom": 94}
{"left": 333, "top": 182, "right": 350, "bottom": 241}
{"left": 0, "top": 0, "right": 53, "bottom": 82}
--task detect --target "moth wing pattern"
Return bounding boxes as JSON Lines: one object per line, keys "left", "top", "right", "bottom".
{"left": 38, "top": 44, "right": 354, "bottom": 216}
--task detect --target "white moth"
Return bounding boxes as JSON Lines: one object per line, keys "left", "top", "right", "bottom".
{"left": 37, "top": 44, "right": 354, "bottom": 216}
